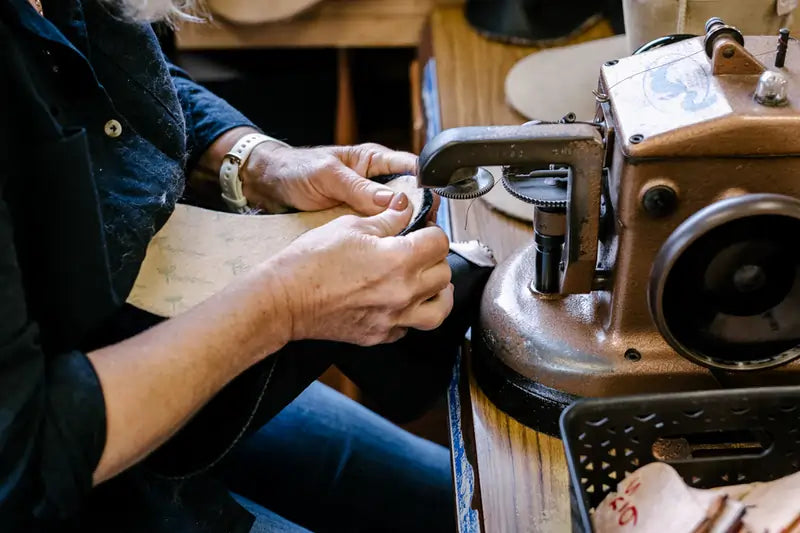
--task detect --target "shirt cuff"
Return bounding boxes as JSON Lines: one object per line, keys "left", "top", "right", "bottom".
{"left": 171, "top": 73, "right": 262, "bottom": 172}
{"left": 41, "top": 349, "right": 107, "bottom": 518}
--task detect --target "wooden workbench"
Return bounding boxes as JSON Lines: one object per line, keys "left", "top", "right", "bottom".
{"left": 425, "top": 7, "right": 614, "bottom": 532}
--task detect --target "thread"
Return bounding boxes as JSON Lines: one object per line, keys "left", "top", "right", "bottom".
{"left": 605, "top": 47, "right": 779, "bottom": 94}
{"left": 464, "top": 198, "right": 477, "bottom": 231}
{"left": 463, "top": 172, "right": 498, "bottom": 230}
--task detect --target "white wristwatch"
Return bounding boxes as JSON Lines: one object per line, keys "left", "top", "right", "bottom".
{"left": 219, "top": 132, "right": 290, "bottom": 213}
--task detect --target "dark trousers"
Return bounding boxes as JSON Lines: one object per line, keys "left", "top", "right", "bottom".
{"left": 229, "top": 380, "right": 455, "bottom": 532}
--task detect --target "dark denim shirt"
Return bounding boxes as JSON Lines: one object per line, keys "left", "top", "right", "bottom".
{"left": 0, "top": 0, "right": 259, "bottom": 530}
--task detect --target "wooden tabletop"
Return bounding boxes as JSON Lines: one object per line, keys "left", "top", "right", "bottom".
{"left": 428, "top": 7, "right": 614, "bottom": 532}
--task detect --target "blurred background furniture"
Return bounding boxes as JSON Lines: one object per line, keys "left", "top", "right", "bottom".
{"left": 170, "top": 0, "right": 463, "bottom": 151}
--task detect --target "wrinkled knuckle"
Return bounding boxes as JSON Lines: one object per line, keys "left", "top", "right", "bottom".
{"left": 389, "top": 286, "right": 413, "bottom": 309}
{"left": 400, "top": 239, "right": 419, "bottom": 262}
{"left": 417, "top": 318, "right": 437, "bottom": 332}
{"left": 318, "top": 156, "right": 339, "bottom": 172}
{"left": 359, "top": 322, "right": 384, "bottom": 346}
{"left": 351, "top": 177, "right": 371, "bottom": 193}
{"left": 428, "top": 308, "right": 449, "bottom": 331}
{"left": 337, "top": 214, "right": 361, "bottom": 228}
{"left": 367, "top": 313, "right": 389, "bottom": 332}
{"left": 401, "top": 289, "right": 416, "bottom": 309}
{"left": 444, "top": 296, "right": 455, "bottom": 317}
{"left": 386, "top": 244, "right": 411, "bottom": 270}
{"left": 357, "top": 335, "right": 380, "bottom": 347}
{"left": 433, "top": 230, "right": 450, "bottom": 256}
{"left": 440, "top": 264, "right": 453, "bottom": 287}
{"left": 360, "top": 142, "right": 385, "bottom": 153}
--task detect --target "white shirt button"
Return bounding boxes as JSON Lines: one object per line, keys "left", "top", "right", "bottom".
{"left": 104, "top": 119, "right": 122, "bottom": 138}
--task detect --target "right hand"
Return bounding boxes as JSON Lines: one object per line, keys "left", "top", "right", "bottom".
{"left": 270, "top": 193, "right": 454, "bottom": 346}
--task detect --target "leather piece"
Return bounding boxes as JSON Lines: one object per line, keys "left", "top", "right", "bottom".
{"left": 505, "top": 35, "right": 629, "bottom": 122}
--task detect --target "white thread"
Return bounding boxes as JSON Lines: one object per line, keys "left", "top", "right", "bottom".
{"left": 605, "top": 47, "right": 776, "bottom": 94}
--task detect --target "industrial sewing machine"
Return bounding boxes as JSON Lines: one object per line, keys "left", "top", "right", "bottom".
{"left": 419, "top": 18, "right": 800, "bottom": 435}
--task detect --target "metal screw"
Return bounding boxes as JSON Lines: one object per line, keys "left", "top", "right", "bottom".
{"left": 642, "top": 185, "right": 678, "bottom": 218}
{"left": 592, "top": 89, "right": 610, "bottom": 103}
{"left": 754, "top": 70, "right": 789, "bottom": 107}
{"left": 722, "top": 45, "right": 735, "bottom": 58}
{"left": 604, "top": 59, "right": 619, "bottom": 66}
{"left": 561, "top": 112, "right": 577, "bottom": 123}
{"left": 625, "top": 349, "right": 642, "bottom": 362}
{"left": 629, "top": 134, "right": 644, "bottom": 144}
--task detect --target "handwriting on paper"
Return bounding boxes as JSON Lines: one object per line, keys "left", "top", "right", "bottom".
{"left": 126, "top": 176, "right": 423, "bottom": 318}
{"left": 592, "top": 462, "right": 725, "bottom": 533}
{"left": 606, "top": 478, "right": 641, "bottom": 527}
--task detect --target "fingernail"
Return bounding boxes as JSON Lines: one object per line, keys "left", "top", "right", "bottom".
{"left": 390, "top": 192, "right": 409, "bottom": 211}
{"left": 374, "top": 190, "right": 394, "bottom": 207}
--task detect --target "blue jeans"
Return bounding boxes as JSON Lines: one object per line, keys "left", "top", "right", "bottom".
{"left": 225, "top": 382, "right": 454, "bottom": 532}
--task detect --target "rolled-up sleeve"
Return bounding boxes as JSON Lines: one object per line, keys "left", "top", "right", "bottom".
{"left": 0, "top": 194, "right": 106, "bottom": 526}
{"left": 168, "top": 63, "right": 260, "bottom": 171}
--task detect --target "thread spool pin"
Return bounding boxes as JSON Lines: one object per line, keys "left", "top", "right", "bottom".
{"left": 776, "top": 28, "right": 790, "bottom": 69}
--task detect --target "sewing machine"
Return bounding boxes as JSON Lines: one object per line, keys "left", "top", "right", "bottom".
{"left": 419, "top": 18, "right": 800, "bottom": 435}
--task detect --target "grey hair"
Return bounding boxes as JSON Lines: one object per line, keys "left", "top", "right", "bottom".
{"left": 100, "top": 0, "right": 206, "bottom": 24}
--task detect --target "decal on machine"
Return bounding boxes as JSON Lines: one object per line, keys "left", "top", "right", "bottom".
{"left": 604, "top": 38, "right": 732, "bottom": 139}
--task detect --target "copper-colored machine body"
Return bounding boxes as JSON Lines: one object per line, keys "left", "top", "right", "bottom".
{"left": 419, "top": 21, "right": 800, "bottom": 433}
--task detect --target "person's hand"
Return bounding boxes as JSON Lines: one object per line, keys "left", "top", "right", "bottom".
{"left": 241, "top": 142, "right": 439, "bottom": 221}
{"left": 267, "top": 192, "right": 453, "bottom": 346}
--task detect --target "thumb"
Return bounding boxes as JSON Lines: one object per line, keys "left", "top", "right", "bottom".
{"left": 334, "top": 169, "right": 398, "bottom": 216}
{"left": 359, "top": 193, "right": 413, "bottom": 237}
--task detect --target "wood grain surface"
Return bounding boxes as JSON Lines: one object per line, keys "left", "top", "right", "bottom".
{"left": 176, "top": 0, "right": 463, "bottom": 49}
{"left": 429, "top": 6, "right": 614, "bottom": 532}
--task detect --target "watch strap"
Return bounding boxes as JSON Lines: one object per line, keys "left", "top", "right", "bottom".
{"left": 219, "top": 133, "right": 289, "bottom": 213}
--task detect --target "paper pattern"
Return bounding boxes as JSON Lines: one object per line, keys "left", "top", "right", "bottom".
{"left": 127, "top": 176, "right": 423, "bottom": 318}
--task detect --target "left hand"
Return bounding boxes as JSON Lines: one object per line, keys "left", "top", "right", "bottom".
{"left": 240, "top": 142, "right": 439, "bottom": 219}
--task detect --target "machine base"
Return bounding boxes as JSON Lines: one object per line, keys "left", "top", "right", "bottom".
{"left": 473, "top": 244, "right": 800, "bottom": 437}
{"left": 472, "top": 334, "right": 578, "bottom": 437}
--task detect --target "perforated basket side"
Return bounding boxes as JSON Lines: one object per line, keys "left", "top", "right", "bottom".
{"left": 560, "top": 386, "right": 800, "bottom": 532}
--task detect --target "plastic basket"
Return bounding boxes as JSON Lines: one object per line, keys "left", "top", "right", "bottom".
{"left": 559, "top": 386, "right": 800, "bottom": 533}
